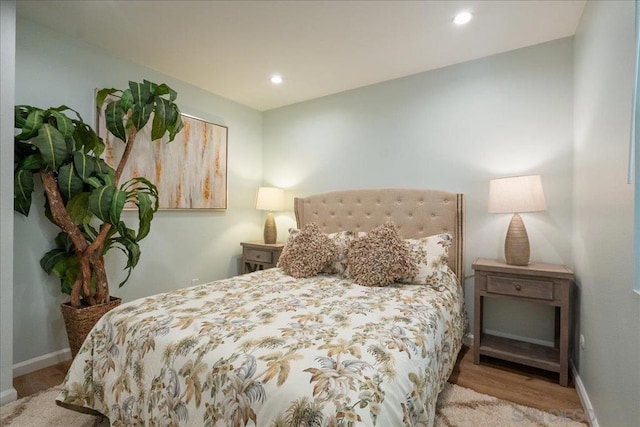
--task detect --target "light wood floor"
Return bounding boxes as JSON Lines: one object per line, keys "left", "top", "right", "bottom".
{"left": 13, "top": 359, "right": 72, "bottom": 399}
{"left": 450, "top": 346, "right": 585, "bottom": 422}
{"left": 13, "top": 345, "right": 585, "bottom": 423}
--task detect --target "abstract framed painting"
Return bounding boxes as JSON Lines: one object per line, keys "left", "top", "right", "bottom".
{"left": 98, "top": 96, "right": 228, "bottom": 210}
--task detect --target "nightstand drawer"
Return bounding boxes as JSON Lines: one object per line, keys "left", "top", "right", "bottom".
{"left": 486, "top": 275, "right": 553, "bottom": 300}
{"left": 245, "top": 249, "right": 273, "bottom": 263}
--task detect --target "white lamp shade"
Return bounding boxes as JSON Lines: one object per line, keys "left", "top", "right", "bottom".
{"left": 255, "top": 187, "right": 284, "bottom": 211}
{"left": 488, "top": 175, "right": 546, "bottom": 213}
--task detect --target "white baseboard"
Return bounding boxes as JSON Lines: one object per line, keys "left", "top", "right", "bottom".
{"left": 571, "top": 362, "right": 599, "bottom": 427}
{"left": 13, "top": 348, "right": 72, "bottom": 378}
{"left": 0, "top": 387, "right": 18, "bottom": 406}
{"left": 463, "top": 333, "right": 473, "bottom": 347}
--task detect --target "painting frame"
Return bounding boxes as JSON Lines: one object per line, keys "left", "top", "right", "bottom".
{"left": 97, "top": 94, "right": 228, "bottom": 211}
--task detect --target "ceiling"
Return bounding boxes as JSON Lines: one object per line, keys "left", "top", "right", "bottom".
{"left": 16, "top": 0, "right": 585, "bottom": 111}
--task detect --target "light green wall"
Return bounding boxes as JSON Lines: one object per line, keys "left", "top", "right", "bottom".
{"left": 573, "top": 1, "right": 640, "bottom": 425}
{"left": 263, "top": 38, "right": 575, "bottom": 346}
{"left": 13, "top": 18, "right": 264, "bottom": 363}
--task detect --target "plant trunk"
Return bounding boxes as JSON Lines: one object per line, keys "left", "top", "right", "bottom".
{"left": 92, "top": 256, "right": 109, "bottom": 303}
{"left": 41, "top": 171, "right": 99, "bottom": 307}
{"left": 40, "top": 124, "right": 139, "bottom": 307}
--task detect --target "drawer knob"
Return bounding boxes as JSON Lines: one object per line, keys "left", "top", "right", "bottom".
{"left": 515, "top": 284, "right": 522, "bottom": 291}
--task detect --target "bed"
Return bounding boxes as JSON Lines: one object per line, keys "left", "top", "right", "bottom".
{"left": 57, "top": 188, "right": 466, "bottom": 426}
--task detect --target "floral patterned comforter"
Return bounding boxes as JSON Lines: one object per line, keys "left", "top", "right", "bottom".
{"left": 57, "top": 268, "right": 466, "bottom": 426}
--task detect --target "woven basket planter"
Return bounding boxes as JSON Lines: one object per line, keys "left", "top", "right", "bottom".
{"left": 60, "top": 296, "right": 122, "bottom": 358}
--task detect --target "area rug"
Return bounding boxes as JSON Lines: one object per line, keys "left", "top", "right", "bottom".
{"left": 1, "top": 383, "right": 585, "bottom": 426}
{"left": 435, "top": 383, "right": 586, "bottom": 426}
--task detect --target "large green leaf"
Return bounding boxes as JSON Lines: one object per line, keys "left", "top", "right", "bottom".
{"left": 18, "top": 154, "right": 43, "bottom": 171}
{"left": 41, "top": 247, "right": 79, "bottom": 295}
{"left": 93, "top": 157, "right": 115, "bottom": 177}
{"left": 88, "top": 185, "right": 126, "bottom": 224}
{"left": 97, "top": 173, "right": 114, "bottom": 186}
{"left": 59, "top": 258, "right": 80, "bottom": 295}
{"left": 31, "top": 124, "right": 68, "bottom": 170}
{"left": 14, "top": 168, "right": 34, "bottom": 216}
{"left": 129, "top": 81, "right": 155, "bottom": 130}
{"left": 88, "top": 185, "right": 112, "bottom": 222}
{"left": 120, "top": 89, "right": 134, "bottom": 114}
{"left": 121, "top": 238, "right": 141, "bottom": 269}
{"left": 51, "top": 105, "right": 83, "bottom": 121}
{"left": 47, "top": 110, "right": 74, "bottom": 139}
{"left": 73, "top": 121, "right": 104, "bottom": 156}
{"left": 52, "top": 256, "right": 75, "bottom": 279}
{"left": 108, "top": 188, "right": 127, "bottom": 224}
{"left": 111, "top": 234, "right": 141, "bottom": 288}
{"left": 152, "top": 82, "right": 170, "bottom": 97}
{"left": 66, "top": 192, "right": 91, "bottom": 224}
{"left": 131, "top": 102, "right": 153, "bottom": 131}
{"left": 64, "top": 135, "right": 74, "bottom": 157}
{"left": 129, "top": 81, "right": 153, "bottom": 106}
{"left": 105, "top": 99, "right": 126, "bottom": 142}
{"left": 15, "top": 108, "right": 44, "bottom": 141}
{"left": 58, "top": 162, "right": 84, "bottom": 201}
{"left": 14, "top": 106, "right": 29, "bottom": 128}
{"left": 143, "top": 79, "right": 159, "bottom": 94}
{"left": 120, "top": 177, "right": 158, "bottom": 240}
{"left": 96, "top": 88, "right": 119, "bottom": 112}
{"left": 40, "top": 248, "right": 68, "bottom": 274}
{"left": 125, "top": 176, "right": 158, "bottom": 193}
{"left": 151, "top": 97, "right": 169, "bottom": 141}
{"left": 151, "top": 82, "right": 177, "bottom": 101}
{"left": 54, "top": 232, "right": 74, "bottom": 252}
{"left": 114, "top": 221, "right": 136, "bottom": 240}
{"left": 136, "top": 191, "right": 153, "bottom": 240}
{"left": 84, "top": 177, "right": 103, "bottom": 189}
{"left": 75, "top": 153, "right": 115, "bottom": 183}
{"left": 167, "top": 106, "right": 184, "bottom": 142}
{"left": 73, "top": 151, "right": 95, "bottom": 181}
{"left": 14, "top": 141, "right": 38, "bottom": 167}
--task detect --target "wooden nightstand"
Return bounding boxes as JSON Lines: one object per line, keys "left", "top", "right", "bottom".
{"left": 472, "top": 258, "right": 575, "bottom": 386}
{"left": 240, "top": 241, "right": 285, "bottom": 274}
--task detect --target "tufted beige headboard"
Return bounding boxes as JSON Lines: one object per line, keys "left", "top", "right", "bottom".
{"left": 294, "top": 188, "right": 464, "bottom": 281}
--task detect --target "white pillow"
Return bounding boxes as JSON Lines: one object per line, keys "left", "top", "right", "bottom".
{"left": 401, "top": 233, "right": 453, "bottom": 285}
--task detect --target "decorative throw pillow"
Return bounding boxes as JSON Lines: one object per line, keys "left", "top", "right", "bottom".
{"left": 277, "top": 223, "right": 338, "bottom": 278}
{"left": 283, "top": 228, "right": 356, "bottom": 276}
{"left": 401, "top": 233, "right": 453, "bottom": 286}
{"left": 320, "top": 230, "right": 358, "bottom": 275}
{"left": 346, "top": 223, "right": 417, "bottom": 287}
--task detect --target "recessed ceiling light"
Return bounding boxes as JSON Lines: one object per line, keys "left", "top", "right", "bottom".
{"left": 453, "top": 11, "right": 472, "bottom": 25}
{"left": 270, "top": 75, "right": 283, "bottom": 85}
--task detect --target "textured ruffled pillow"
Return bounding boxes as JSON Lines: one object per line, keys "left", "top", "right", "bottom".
{"left": 283, "top": 229, "right": 357, "bottom": 276}
{"left": 346, "top": 223, "right": 417, "bottom": 287}
{"left": 277, "top": 223, "right": 338, "bottom": 278}
{"left": 401, "top": 233, "right": 453, "bottom": 286}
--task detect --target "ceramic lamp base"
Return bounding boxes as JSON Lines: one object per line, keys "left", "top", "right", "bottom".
{"left": 263, "top": 212, "right": 277, "bottom": 244}
{"left": 504, "top": 213, "right": 530, "bottom": 266}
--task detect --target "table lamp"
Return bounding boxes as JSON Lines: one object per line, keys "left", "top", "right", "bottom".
{"left": 255, "top": 187, "right": 284, "bottom": 244}
{"left": 488, "top": 175, "right": 546, "bottom": 266}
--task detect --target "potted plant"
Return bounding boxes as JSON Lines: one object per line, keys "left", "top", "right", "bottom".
{"left": 13, "top": 79, "right": 183, "bottom": 356}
